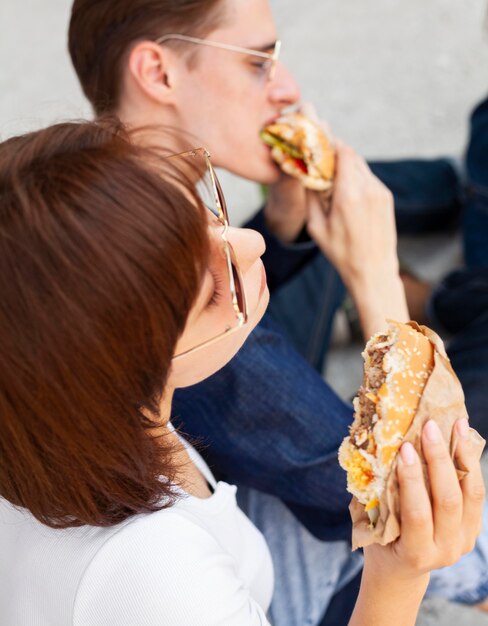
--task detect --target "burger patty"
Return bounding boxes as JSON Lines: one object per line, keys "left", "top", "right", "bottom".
{"left": 366, "top": 336, "right": 389, "bottom": 390}
{"left": 351, "top": 337, "right": 390, "bottom": 450}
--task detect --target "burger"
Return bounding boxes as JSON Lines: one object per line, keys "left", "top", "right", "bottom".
{"left": 339, "top": 320, "right": 435, "bottom": 527}
{"left": 260, "top": 112, "right": 335, "bottom": 191}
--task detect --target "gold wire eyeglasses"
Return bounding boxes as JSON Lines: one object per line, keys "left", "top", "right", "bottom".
{"left": 155, "top": 34, "right": 282, "bottom": 82}
{"left": 169, "top": 148, "right": 248, "bottom": 359}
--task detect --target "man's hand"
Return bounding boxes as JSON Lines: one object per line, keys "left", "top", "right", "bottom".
{"left": 307, "top": 142, "right": 398, "bottom": 287}
{"left": 306, "top": 142, "right": 409, "bottom": 337}
{"left": 264, "top": 172, "right": 308, "bottom": 242}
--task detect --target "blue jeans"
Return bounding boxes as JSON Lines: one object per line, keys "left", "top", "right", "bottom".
{"left": 427, "top": 267, "right": 488, "bottom": 436}
{"left": 370, "top": 157, "right": 462, "bottom": 234}
{"left": 465, "top": 95, "right": 488, "bottom": 267}
{"left": 173, "top": 312, "right": 354, "bottom": 542}
{"left": 236, "top": 486, "right": 363, "bottom": 626}
{"left": 464, "top": 184, "right": 488, "bottom": 267}
{"left": 237, "top": 487, "right": 488, "bottom": 625}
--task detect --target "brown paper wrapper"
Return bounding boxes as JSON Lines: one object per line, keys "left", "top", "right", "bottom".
{"left": 350, "top": 321, "right": 486, "bottom": 550}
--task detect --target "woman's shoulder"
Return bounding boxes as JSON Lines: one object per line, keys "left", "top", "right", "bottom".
{"left": 73, "top": 504, "right": 269, "bottom": 625}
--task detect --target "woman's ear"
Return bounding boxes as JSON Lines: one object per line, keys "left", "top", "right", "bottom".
{"left": 126, "top": 41, "right": 177, "bottom": 105}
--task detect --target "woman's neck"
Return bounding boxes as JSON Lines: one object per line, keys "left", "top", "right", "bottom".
{"left": 158, "top": 386, "right": 174, "bottom": 430}
{"left": 156, "top": 385, "right": 213, "bottom": 499}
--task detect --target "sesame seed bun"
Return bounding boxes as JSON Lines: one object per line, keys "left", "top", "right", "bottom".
{"left": 260, "top": 112, "right": 335, "bottom": 191}
{"left": 339, "top": 320, "right": 435, "bottom": 524}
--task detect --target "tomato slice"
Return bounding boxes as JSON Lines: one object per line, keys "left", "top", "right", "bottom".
{"left": 292, "top": 158, "right": 308, "bottom": 174}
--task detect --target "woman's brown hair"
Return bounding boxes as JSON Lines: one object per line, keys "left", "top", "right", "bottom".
{"left": 68, "top": 0, "right": 225, "bottom": 115}
{"left": 0, "top": 119, "right": 209, "bottom": 528}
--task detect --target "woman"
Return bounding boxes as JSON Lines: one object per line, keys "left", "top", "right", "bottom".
{"left": 0, "top": 119, "right": 484, "bottom": 626}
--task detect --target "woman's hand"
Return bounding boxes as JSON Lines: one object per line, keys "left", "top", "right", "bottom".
{"left": 367, "top": 418, "right": 485, "bottom": 579}
{"left": 349, "top": 418, "right": 486, "bottom": 626}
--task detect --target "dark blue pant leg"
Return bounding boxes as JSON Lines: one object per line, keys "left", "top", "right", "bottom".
{"left": 463, "top": 186, "right": 488, "bottom": 268}
{"left": 370, "top": 158, "right": 462, "bottom": 234}
{"left": 448, "top": 313, "right": 488, "bottom": 441}
{"left": 428, "top": 268, "right": 488, "bottom": 439}
{"left": 318, "top": 572, "right": 361, "bottom": 626}
{"left": 464, "top": 95, "right": 488, "bottom": 267}
{"left": 172, "top": 313, "right": 354, "bottom": 541}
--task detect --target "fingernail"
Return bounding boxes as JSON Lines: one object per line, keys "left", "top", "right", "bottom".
{"left": 400, "top": 442, "right": 417, "bottom": 466}
{"left": 456, "top": 418, "right": 470, "bottom": 440}
{"left": 424, "top": 420, "right": 440, "bottom": 443}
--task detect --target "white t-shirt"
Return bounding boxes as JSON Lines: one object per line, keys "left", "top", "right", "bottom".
{"left": 0, "top": 440, "right": 274, "bottom": 625}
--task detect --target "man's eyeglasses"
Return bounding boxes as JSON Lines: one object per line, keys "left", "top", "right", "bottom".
{"left": 168, "top": 148, "right": 248, "bottom": 359}
{"left": 155, "top": 34, "right": 282, "bottom": 82}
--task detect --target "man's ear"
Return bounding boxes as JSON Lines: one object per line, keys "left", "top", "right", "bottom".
{"left": 127, "top": 41, "right": 178, "bottom": 105}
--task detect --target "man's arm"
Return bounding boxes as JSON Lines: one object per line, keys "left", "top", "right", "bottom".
{"left": 172, "top": 313, "right": 354, "bottom": 542}
{"left": 244, "top": 205, "right": 319, "bottom": 292}
{"left": 251, "top": 150, "right": 461, "bottom": 292}
{"left": 307, "top": 143, "right": 409, "bottom": 338}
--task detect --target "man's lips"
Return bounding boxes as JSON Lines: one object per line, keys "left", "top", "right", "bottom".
{"left": 263, "top": 114, "right": 281, "bottom": 128}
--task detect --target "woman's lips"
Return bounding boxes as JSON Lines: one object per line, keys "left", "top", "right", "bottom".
{"left": 259, "top": 263, "right": 267, "bottom": 298}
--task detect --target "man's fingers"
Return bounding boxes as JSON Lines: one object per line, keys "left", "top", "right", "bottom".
{"left": 397, "top": 442, "right": 433, "bottom": 558}
{"left": 299, "top": 102, "right": 334, "bottom": 137}
{"left": 453, "top": 419, "right": 486, "bottom": 551}
{"left": 422, "top": 420, "right": 463, "bottom": 554}
{"left": 334, "top": 143, "right": 376, "bottom": 192}
{"left": 300, "top": 101, "right": 318, "bottom": 121}
{"left": 306, "top": 190, "right": 331, "bottom": 236}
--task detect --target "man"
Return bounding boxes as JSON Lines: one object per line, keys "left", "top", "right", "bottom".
{"left": 68, "top": 0, "right": 410, "bottom": 545}
{"left": 67, "top": 1, "right": 488, "bottom": 619}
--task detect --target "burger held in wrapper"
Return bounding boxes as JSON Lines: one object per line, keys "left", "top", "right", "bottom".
{"left": 339, "top": 320, "right": 485, "bottom": 550}
{"left": 260, "top": 112, "right": 335, "bottom": 193}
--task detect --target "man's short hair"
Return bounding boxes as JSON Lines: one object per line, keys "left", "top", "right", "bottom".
{"left": 68, "top": 0, "right": 224, "bottom": 116}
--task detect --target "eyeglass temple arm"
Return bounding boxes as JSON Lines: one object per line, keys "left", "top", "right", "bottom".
{"left": 156, "top": 34, "right": 281, "bottom": 61}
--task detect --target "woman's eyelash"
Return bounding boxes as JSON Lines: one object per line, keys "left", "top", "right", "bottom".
{"left": 207, "top": 271, "right": 224, "bottom": 308}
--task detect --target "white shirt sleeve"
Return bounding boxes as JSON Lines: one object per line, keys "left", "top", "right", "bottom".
{"left": 73, "top": 511, "right": 272, "bottom": 626}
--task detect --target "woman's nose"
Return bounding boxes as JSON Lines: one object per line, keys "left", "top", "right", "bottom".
{"left": 227, "top": 226, "right": 266, "bottom": 273}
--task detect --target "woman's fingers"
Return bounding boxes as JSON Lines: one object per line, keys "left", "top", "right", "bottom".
{"left": 381, "top": 420, "right": 485, "bottom": 582}
{"left": 396, "top": 442, "right": 433, "bottom": 561}
{"left": 453, "top": 419, "right": 486, "bottom": 551}
{"left": 422, "top": 420, "right": 463, "bottom": 555}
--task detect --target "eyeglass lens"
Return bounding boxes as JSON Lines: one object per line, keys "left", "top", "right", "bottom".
{"left": 199, "top": 165, "right": 246, "bottom": 317}
{"left": 178, "top": 149, "right": 246, "bottom": 320}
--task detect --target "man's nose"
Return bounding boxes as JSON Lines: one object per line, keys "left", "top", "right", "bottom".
{"left": 267, "top": 61, "right": 301, "bottom": 108}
